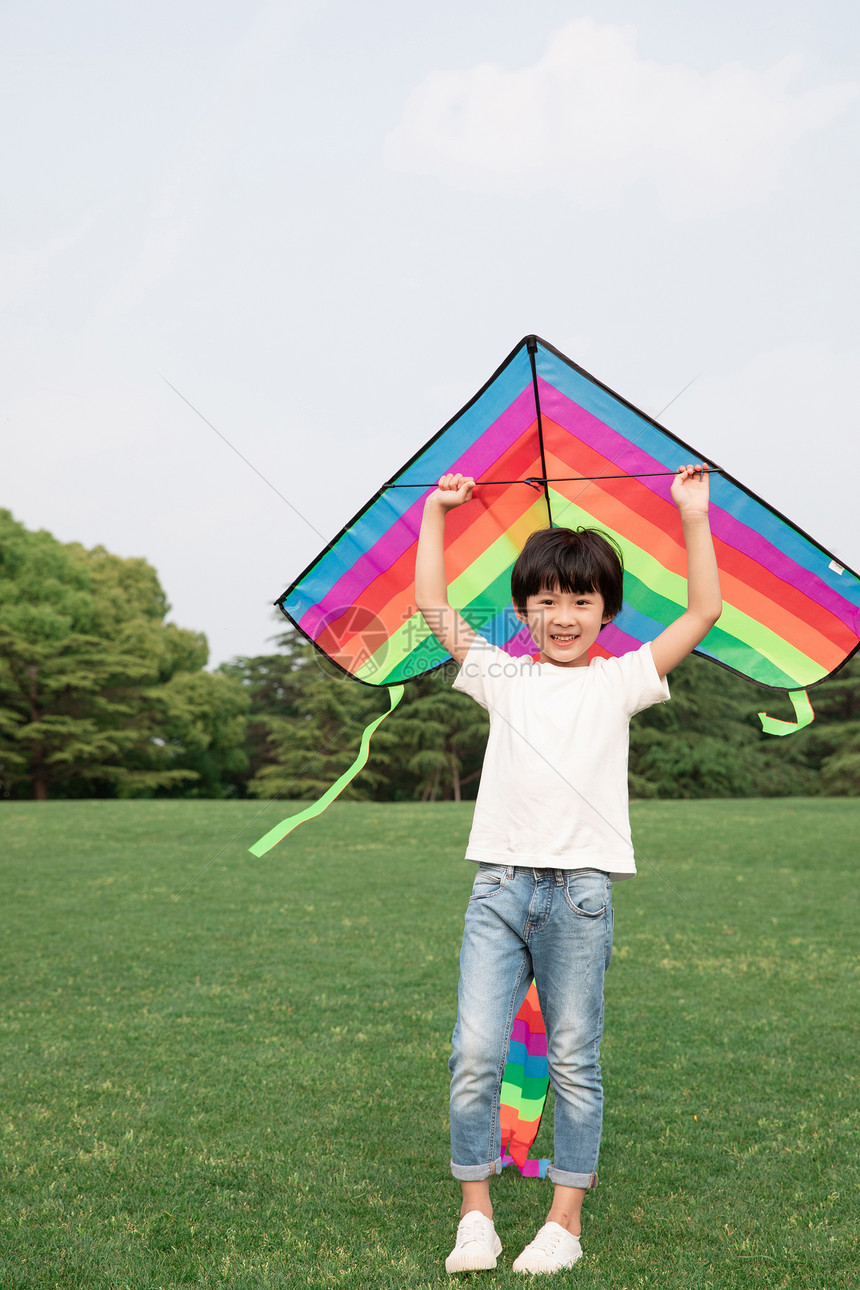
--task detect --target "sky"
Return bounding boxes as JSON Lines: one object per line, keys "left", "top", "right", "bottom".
{"left": 4, "top": 0, "right": 859, "bottom": 667}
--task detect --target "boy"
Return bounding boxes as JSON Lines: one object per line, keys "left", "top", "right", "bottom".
{"left": 415, "top": 466, "right": 721, "bottom": 1275}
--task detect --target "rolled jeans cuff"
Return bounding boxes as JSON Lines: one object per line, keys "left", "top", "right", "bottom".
{"left": 547, "top": 1165, "right": 598, "bottom": 1189}
{"left": 450, "top": 1157, "right": 503, "bottom": 1181}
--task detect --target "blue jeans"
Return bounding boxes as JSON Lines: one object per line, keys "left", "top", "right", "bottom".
{"left": 449, "top": 865, "right": 613, "bottom": 1189}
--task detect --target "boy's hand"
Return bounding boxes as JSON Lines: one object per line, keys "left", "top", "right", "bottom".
{"left": 416, "top": 472, "right": 477, "bottom": 665}
{"left": 670, "top": 464, "right": 710, "bottom": 519}
{"left": 651, "top": 463, "right": 722, "bottom": 679}
{"left": 429, "top": 473, "right": 475, "bottom": 510}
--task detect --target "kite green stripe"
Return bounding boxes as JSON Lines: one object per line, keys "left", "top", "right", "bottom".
{"left": 505, "top": 1071, "right": 550, "bottom": 1101}
{"left": 358, "top": 578, "right": 514, "bottom": 685}
{"left": 623, "top": 571, "right": 811, "bottom": 688}
{"left": 248, "top": 685, "right": 404, "bottom": 854}
{"left": 451, "top": 534, "right": 520, "bottom": 603}
{"left": 625, "top": 562, "right": 818, "bottom": 684}
{"left": 499, "top": 1080, "right": 546, "bottom": 1118}
{"left": 360, "top": 565, "right": 520, "bottom": 685}
{"left": 355, "top": 616, "right": 445, "bottom": 684}
{"left": 462, "top": 564, "right": 518, "bottom": 626}
{"left": 356, "top": 532, "right": 532, "bottom": 684}
{"left": 699, "top": 626, "right": 814, "bottom": 688}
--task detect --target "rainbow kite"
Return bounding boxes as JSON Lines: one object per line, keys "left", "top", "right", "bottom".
{"left": 278, "top": 335, "right": 860, "bottom": 702}
{"left": 250, "top": 333, "right": 860, "bottom": 859}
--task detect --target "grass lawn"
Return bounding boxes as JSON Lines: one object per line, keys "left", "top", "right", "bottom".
{"left": 1, "top": 798, "right": 858, "bottom": 1289}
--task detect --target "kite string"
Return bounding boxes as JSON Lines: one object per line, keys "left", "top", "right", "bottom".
{"left": 161, "top": 375, "right": 328, "bottom": 541}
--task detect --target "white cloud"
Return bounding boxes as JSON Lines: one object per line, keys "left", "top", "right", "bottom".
{"left": 382, "top": 19, "right": 858, "bottom": 216}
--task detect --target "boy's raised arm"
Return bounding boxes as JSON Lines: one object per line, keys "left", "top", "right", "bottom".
{"left": 415, "top": 474, "right": 477, "bottom": 666}
{"left": 649, "top": 465, "right": 723, "bottom": 680}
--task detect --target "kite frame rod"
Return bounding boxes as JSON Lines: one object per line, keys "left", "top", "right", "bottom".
{"left": 383, "top": 468, "right": 724, "bottom": 488}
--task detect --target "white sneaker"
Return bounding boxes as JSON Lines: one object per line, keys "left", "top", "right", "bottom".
{"left": 445, "top": 1210, "right": 502, "bottom": 1273}
{"left": 512, "top": 1221, "right": 582, "bottom": 1274}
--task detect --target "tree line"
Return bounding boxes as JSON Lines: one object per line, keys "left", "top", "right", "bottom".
{"left": 0, "top": 510, "right": 246, "bottom": 800}
{"left": 2, "top": 508, "right": 858, "bottom": 801}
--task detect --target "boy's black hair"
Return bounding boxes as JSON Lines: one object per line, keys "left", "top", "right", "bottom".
{"left": 511, "top": 527, "right": 624, "bottom": 622}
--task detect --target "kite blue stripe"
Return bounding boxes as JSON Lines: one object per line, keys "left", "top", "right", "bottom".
{"left": 506, "top": 1041, "right": 550, "bottom": 1080}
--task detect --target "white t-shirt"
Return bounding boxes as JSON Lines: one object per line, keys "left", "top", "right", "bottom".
{"left": 452, "top": 636, "right": 670, "bottom": 879}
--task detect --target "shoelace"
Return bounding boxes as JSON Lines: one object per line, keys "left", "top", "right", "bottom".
{"left": 531, "top": 1226, "right": 566, "bottom": 1254}
{"left": 457, "top": 1217, "right": 490, "bottom": 1246}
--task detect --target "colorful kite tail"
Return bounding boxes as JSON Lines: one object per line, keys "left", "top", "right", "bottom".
{"left": 499, "top": 982, "right": 552, "bottom": 1178}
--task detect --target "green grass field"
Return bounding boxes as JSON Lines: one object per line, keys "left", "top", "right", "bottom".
{"left": 2, "top": 799, "right": 857, "bottom": 1289}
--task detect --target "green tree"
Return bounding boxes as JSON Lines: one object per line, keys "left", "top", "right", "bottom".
{"left": 224, "top": 628, "right": 860, "bottom": 806}
{"left": 629, "top": 653, "right": 818, "bottom": 799}
{"left": 383, "top": 669, "right": 488, "bottom": 801}
{"left": 0, "top": 510, "right": 247, "bottom": 799}
{"left": 245, "top": 636, "right": 391, "bottom": 802}
{"left": 217, "top": 633, "right": 316, "bottom": 796}
{"left": 791, "top": 655, "right": 860, "bottom": 795}
{"left": 236, "top": 632, "right": 489, "bottom": 804}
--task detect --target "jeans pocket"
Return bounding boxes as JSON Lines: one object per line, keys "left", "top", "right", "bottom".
{"left": 469, "top": 864, "right": 507, "bottom": 901}
{"left": 562, "top": 871, "right": 610, "bottom": 918}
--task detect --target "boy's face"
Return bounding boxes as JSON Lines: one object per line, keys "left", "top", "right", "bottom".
{"left": 515, "top": 587, "right": 610, "bottom": 668}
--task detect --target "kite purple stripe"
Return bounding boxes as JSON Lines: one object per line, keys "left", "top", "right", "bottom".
{"left": 510, "top": 1020, "right": 548, "bottom": 1055}
{"left": 298, "top": 388, "right": 539, "bottom": 638}
{"left": 595, "top": 621, "right": 644, "bottom": 657}
{"left": 540, "top": 378, "right": 857, "bottom": 631}
{"left": 503, "top": 626, "right": 537, "bottom": 658}
{"left": 514, "top": 1158, "right": 548, "bottom": 1178}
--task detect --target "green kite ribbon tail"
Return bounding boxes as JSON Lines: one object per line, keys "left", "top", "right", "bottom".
{"left": 248, "top": 684, "right": 405, "bottom": 856}
{"left": 758, "top": 689, "right": 814, "bottom": 737}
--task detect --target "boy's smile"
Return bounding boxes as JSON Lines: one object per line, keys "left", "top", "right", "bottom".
{"left": 515, "top": 588, "right": 610, "bottom": 668}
